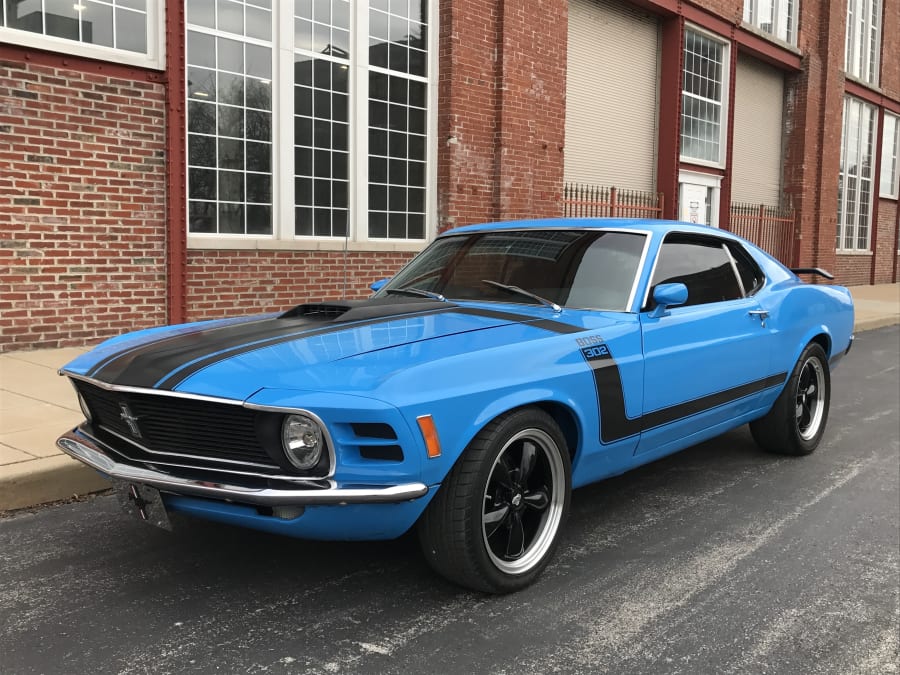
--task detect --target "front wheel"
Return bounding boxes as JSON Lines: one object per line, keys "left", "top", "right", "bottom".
{"left": 750, "top": 342, "right": 831, "bottom": 455}
{"left": 418, "top": 408, "right": 571, "bottom": 593}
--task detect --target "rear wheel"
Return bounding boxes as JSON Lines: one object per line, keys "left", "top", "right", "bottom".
{"left": 418, "top": 408, "right": 571, "bottom": 593}
{"left": 750, "top": 342, "right": 831, "bottom": 456}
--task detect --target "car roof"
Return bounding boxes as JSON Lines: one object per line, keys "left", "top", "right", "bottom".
{"left": 441, "top": 217, "right": 736, "bottom": 239}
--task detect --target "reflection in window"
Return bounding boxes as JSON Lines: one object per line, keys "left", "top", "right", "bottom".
{"left": 879, "top": 113, "right": 899, "bottom": 199}
{"left": 743, "top": 0, "right": 798, "bottom": 45}
{"left": 844, "top": 0, "right": 881, "bottom": 85}
{"left": 681, "top": 29, "right": 728, "bottom": 165}
{"left": 1, "top": 0, "right": 150, "bottom": 53}
{"left": 368, "top": 0, "right": 429, "bottom": 239}
{"left": 837, "top": 96, "right": 877, "bottom": 251}
{"left": 651, "top": 237, "right": 743, "bottom": 306}
{"left": 187, "top": 0, "right": 273, "bottom": 235}
{"left": 294, "top": 0, "right": 350, "bottom": 237}
{"left": 186, "top": 1, "right": 433, "bottom": 241}
{"left": 381, "top": 230, "right": 646, "bottom": 311}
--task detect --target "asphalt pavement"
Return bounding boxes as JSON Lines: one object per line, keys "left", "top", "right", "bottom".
{"left": 0, "top": 325, "right": 897, "bottom": 674}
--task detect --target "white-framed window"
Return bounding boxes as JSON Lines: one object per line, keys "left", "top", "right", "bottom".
{"left": 837, "top": 96, "right": 877, "bottom": 252}
{"left": 186, "top": 0, "right": 435, "bottom": 245}
{"left": 879, "top": 112, "right": 899, "bottom": 199}
{"left": 0, "top": 0, "right": 164, "bottom": 70}
{"left": 742, "top": 0, "right": 798, "bottom": 45}
{"left": 844, "top": 0, "right": 881, "bottom": 85}
{"left": 680, "top": 27, "right": 730, "bottom": 168}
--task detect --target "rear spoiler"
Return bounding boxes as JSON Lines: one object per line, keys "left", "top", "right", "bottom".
{"left": 790, "top": 267, "right": 834, "bottom": 280}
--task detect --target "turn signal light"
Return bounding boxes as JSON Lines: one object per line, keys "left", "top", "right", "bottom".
{"left": 416, "top": 415, "right": 442, "bottom": 459}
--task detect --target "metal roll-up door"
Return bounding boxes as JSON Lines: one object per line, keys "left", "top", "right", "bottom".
{"left": 731, "top": 54, "right": 786, "bottom": 206}
{"left": 565, "top": 0, "right": 660, "bottom": 192}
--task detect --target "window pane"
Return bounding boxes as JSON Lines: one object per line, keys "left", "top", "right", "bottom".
{"left": 837, "top": 96, "right": 876, "bottom": 250}
{"left": 651, "top": 238, "right": 743, "bottom": 306}
{"left": 186, "top": 9, "right": 274, "bottom": 237}
{"left": 116, "top": 8, "right": 146, "bottom": 53}
{"left": 681, "top": 30, "right": 725, "bottom": 164}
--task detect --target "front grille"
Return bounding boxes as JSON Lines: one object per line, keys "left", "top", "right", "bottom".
{"left": 75, "top": 380, "right": 277, "bottom": 470}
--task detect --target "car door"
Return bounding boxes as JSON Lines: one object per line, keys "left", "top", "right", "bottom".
{"left": 636, "top": 233, "right": 775, "bottom": 456}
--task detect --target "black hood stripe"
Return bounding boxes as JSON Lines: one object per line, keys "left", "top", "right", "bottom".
{"left": 154, "top": 306, "right": 586, "bottom": 391}
{"left": 89, "top": 301, "right": 583, "bottom": 391}
{"left": 85, "top": 316, "right": 273, "bottom": 379}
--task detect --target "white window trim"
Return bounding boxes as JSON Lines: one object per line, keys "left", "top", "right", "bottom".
{"left": 0, "top": 2, "right": 165, "bottom": 71}
{"left": 680, "top": 24, "right": 731, "bottom": 170}
{"left": 837, "top": 96, "right": 877, "bottom": 253}
{"left": 742, "top": 0, "right": 799, "bottom": 46}
{"left": 187, "top": 1, "right": 437, "bottom": 251}
{"left": 678, "top": 169, "right": 722, "bottom": 227}
{"left": 879, "top": 112, "right": 899, "bottom": 200}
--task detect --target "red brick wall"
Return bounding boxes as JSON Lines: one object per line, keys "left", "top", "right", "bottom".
{"left": 184, "top": 251, "right": 415, "bottom": 321}
{"left": 0, "top": 57, "right": 166, "bottom": 352}
{"left": 835, "top": 254, "right": 873, "bottom": 286}
{"left": 785, "top": 0, "right": 846, "bottom": 275}
{"left": 873, "top": 200, "right": 898, "bottom": 283}
{"left": 437, "top": 0, "right": 566, "bottom": 231}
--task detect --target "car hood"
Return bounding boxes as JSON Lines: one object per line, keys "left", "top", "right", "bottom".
{"left": 62, "top": 297, "right": 591, "bottom": 400}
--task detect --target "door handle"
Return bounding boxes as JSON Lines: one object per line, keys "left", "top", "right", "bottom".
{"left": 748, "top": 309, "right": 769, "bottom": 327}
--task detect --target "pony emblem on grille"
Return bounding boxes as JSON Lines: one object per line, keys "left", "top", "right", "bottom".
{"left": 118, "top": 402, "right": 142, "bottom": 438}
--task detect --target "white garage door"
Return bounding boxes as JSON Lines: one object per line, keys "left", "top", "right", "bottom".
{"left": 731, "top": 54, "right": 785, "bottom": 205}
{"left": 565, "top": 0, "right": 660, "bottom": 192}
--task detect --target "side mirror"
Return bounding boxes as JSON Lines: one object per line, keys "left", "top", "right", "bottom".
{"left": 370, "top": 277, "right": 390, "bottom": 293}
{"left": 648, "top": 283, "right": 688, "bottom": 318}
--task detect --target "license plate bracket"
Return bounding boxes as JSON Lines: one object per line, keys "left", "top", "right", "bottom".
{"left": 115, "top": 482, "right": 172, "bottom": 531}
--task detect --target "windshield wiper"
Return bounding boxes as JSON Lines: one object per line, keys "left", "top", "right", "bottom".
{"left": 481, "top": 280, "right": 562, "bottom": 312}
{"left": 385, "top": 287, "right": 446, "bottom": 302}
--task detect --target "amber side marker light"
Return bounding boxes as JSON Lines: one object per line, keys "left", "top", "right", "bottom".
{"left": 416, "top": 415, "right": 442, "bottom": 458}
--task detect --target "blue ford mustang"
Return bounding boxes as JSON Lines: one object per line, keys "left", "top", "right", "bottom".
{"left": 58, "top": 219, "right": 854, "bottom": 593}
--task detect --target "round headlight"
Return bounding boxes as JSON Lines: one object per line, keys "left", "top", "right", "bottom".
{"left": 77, "top": 391, "right": 92, "bottom": 423}
{"left": 281, "top": 414, "right": 324, "bottom": 470}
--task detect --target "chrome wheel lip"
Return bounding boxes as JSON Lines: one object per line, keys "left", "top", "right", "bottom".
{"left": 481, "top": 428, "right": 566, "bottom": 576}
{"left": 796, "top": 357, "right": 826, "bottom": 441}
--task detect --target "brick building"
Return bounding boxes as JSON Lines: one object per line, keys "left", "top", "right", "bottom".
{"left": 0, "top": 0, "right": 897, "bottom": 351}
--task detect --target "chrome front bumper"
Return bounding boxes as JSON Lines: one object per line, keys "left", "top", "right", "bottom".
{"left": 57, "top": 429, "right": 429, "bottom": 506}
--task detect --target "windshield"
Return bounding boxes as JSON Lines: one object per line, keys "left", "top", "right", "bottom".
{"left": 377, "top": 229, "right": 647, "bottom": 311}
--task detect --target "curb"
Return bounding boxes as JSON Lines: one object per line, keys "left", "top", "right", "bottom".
{"left": 2, "top": 318, "right": 897, "bottom": 514}
{"left": 0, "top": 454, "right": 110, "bottom": 513}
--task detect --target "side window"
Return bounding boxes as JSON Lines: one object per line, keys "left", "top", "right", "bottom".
{"left": 649, "top": 236, "right": 743, "bottom": 307}
{"left": 726, "top": 242, "right": 765, "bottom": 296}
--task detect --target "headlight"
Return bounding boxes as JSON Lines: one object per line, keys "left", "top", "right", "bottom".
{"left": 281, "top": 414, "right": 324, "bottom": 470}
{"left": 77, "top": 391, "right": 92, "bottom": 423}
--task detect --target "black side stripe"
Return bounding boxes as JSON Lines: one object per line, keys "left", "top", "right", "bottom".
{"left": 580, "top": 345, "right": 787, "bottom": 444}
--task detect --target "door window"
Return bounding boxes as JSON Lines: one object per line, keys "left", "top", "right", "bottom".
{"left": 648, "top": 235, "right": 743, "bottom": 307}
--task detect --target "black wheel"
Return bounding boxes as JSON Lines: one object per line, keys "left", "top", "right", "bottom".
{"left": 750, "top": 342, "right": 831, "bottom": 456}
{"left": 418, "top": 407, "right": 571, "bottom": 593}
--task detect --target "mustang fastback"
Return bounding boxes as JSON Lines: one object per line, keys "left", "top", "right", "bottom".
{"left": 57, "top": 219, "right": 854, "bottom": 593}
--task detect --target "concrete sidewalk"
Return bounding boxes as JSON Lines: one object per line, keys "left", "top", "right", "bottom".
{"left": 2, "top": 283, "right": 898, "bottom": 512}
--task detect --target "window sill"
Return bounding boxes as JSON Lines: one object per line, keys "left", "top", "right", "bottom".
{"left": 739, "top": 22, "right": 800, "bottom": 54}
{"left": 0, "top": 27, "right": 163, "bottom": 71}
{"left": 835, "top": 250, "right": 873, "bottom": 256}
{"left": 187, "top": 236, "right": 428, "bottom": 254}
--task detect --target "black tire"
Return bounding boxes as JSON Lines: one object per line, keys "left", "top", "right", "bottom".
{"left": 418, "top": 407, "right": 571, "bottom": 594}
{"left": 750, "top": 342, "right": 831, "bottom": 456}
